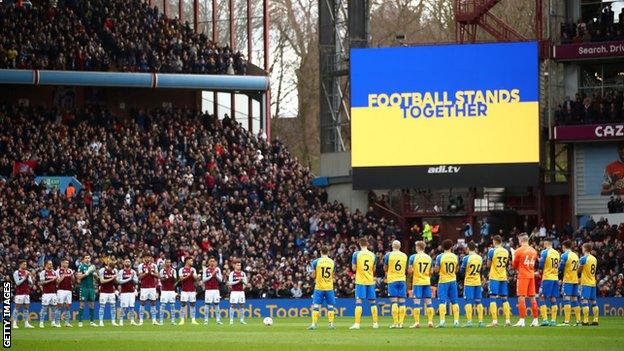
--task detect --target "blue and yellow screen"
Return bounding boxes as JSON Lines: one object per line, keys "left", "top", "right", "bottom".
{"left": 350, "top": 41, "right": 539, "bottom": 168}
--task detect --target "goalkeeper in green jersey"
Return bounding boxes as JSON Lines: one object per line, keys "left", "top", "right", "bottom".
{"left": 76, "top": 254, "right": 98, "bottom": 327}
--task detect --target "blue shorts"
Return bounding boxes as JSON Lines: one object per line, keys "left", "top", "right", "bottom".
{"left": 463, "top": 285, "right": 482, "bottom": 300}
{"left": 580, "top": 285, "right": 597, "bottom": 300}
{"left": 355, "top": 284, "right": 376, "bottom": 300}
{"left": 540, "top": 280, "right": 559, "bottom": 298}
{"left": 412, "top": 285, "right": 432, "bottom": 299}
{"left": 437, "top": 282, "right": 458, "bottom": 303}
{"left": 312, "top": 289, "right": 336, "bottom": 306}
{"left": 562, "top": 283, "right": 578, "bottom": 297}
{"left": 387, "top": 281, "right": 407, "bottom": 298}
{"left": 488, "top": 280, "right": 508, "bottom": 297}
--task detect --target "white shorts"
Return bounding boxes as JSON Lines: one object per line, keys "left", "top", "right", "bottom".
{"left": 57, "top": 290, "right": 72, "bottom": 305}
{"left": 14, "top": 294, "right": 30, "bottom": 305}
{"left": 140, "top": 288, "right": 158, "bottom": 301}
{"left": 160, "top": 291, "right": 177, "bottom": 304}
{"left": 120, "top": 292, "right": 136, "bottom": 308}
{"left": 180, "top": 291, "right": 196, "bottom": 303}
{"left": 204, "top": 289, "right": 221, "bottom": 303}
{"left": 229, "top": 291, "right": 245, "bottom": 304}
{"left": 99, "top": 292, "right": 116, "bottom": 304}
{"left": 41, "top": 293, "right": 57, "bottom": 306}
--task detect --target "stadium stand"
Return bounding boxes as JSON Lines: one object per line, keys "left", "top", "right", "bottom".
{"left": 555, "top": 90, "right": 624, "bottom": 125}
{"left": 559, "top": 6, "right": 624, "bottom": 44}
{"left": 0, "top": 0, "right": 247, "bottom": 74}
{"left": 0, "top": 103, "right": 622, "bottom": 300}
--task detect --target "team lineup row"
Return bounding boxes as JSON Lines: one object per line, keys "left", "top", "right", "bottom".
{"left": 308, "top": 235, "right": 599, "bottom": 330}
{"left": 11, "top": 256, "right": 248, "bottom": 328}
{"left": 10, "top": 234, "right": 600, "bottom": 330}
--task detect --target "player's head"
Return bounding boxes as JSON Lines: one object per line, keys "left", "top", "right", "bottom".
{"left": 208, "top": 258, "right": 216, "bottom": 267}
{"left": 542, "top": 239, "right": 552, "bottom": 249}
{"left": 18, "top": 259, "right": 27, "bottom": 269}
{"left": 142, "top": 255, "right": 149, "bottom": 263}
{"left": 320, "top": 245, "right": 330, "bottom": 256}
{"left": 562, "top": 240, "right": 572, "bottom": 250}
{"left": 358, "top": 237, "right": 369, "bottom": 249}
{"left": 82, "top": 254, "right": 91, "bottom": 264}
{"left": 107, "top": 258, "right": 116, "bottom": 268}
{"left": 582, "top": 242, "right": 592, "bottom": 254}
{"left": 164, "top": 258, "right": 172, "bottom": 268}
{"left": 441, "top": 239, "right": 453, "bottom": 251}
{"left": 618, "top": 141, "right": 624, "bottom": 162}
{"left": 415, "top": 241, "right": 425, "bottom": 253}
{"left": 184, "top": 257, "right": 193, "bottom": 267}
{"left": 123, "top": 258, "right": 131, "bottom": 268}
{"left": 44, "top": 260, "right": 53, "bottom": 269}
{"left": 467, "top": 242, "right": 477, "bottom": 253}
{"left": 233, "top": 260, "right": 242, "bottom": 271}
{"left": 492, "top": 235, "right": 502, "bottom": 246}
{"left": 518, "top": 234, "right": 529, "bottom": 245}
{"left": 391, "top": 240, "right": 401, "bottom": 251}
{"left": 61, "top": 258, "right": 69, "bottom": 268}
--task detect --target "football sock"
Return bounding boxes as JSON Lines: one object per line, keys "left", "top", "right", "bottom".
{"left": 89, "top": 307, "right": 94, "bottom": 322}
{"left": 139, "top": 305, "right": 144, "bottom": 320}
{"left": 239, "top": 307, "right": 245, "bottom": 321}
{"left": 99, "top": 304, "right": 105, "bottom": 322}
{"left": 413, "top": 307, "right": 421, "bottom": 324}
{"left": 452, "top": 303, "right": 460, "bottom": 323}
{"left": 426, "top": 306, "right": 435, "bottom": 324}
{"left": 582, "top": 302, "right": 590, "bottom": 323}
{"left": 572, "top": 302, "right": 581, "bottom": 322}
{"left": 391, "top": 303, "right": 399, "bottom": 324}
{"left": 214, "top": 304, "right": 221, "bottom": 321}
{"left": 399, "top": 304, "right": 406, "bottom": 324}
{"left": 327, "top": 306, "right": 335, "bottom": 324}
{"left": 540, "top": 302, "right": 548, "bottom": 321}
{"left": 476, "top": 303, "right": 484, "bottom": 322}
{"left": 371, "top": 304, "right": 379, "bottom": 324}
{"left": 530, "top": 300, "right": 539, "bottom": 318}
{"left": 592, "top": 304, "right": 599, "bottom": 322}
{"left": 40, "top": 306, "right": 48, "bottom": 323}
{"left": 489, "top": 301, "right": 498, "bottom": 322}
{"left": 150, "top": 305, "right": 157, "bottom": 320}
{"left": 78, "top": 307, "right": 84, "bottom": 322}
{"left": 465, "top": 304, "right": 473, "bottom": 322}
{"left": 502, "top": 300, "right": 511, "bottom": 322}
{"left": 551, "top": 304, "right": 558, "bottom": 322}
{"left": 190, "top": 305, "right": 196, "bottom": 320}
{"left": 312, "top": 306, "right": 319, "bottom": 325}
{"left": 439, "top": 303, "right": 446, "bottom": 323}
{"left": 518, "top": 299, "right": 527, "bottom": 318}
{"left": 354, "top": 303, "right": 362, "bottom": 324}
{"left": 563, "top": 301, "right": 571, "bottom": 322}
{"left": 229, "top": 307, "right": 235, "bottom": 321}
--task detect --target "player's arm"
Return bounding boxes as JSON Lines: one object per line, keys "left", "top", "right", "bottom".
{"left": 351, "top": 252, "right": 357, "bottom": 272}
{"left": 433, "top": 254, "right": 441, "bottom": 274}
{"left": 132, "top": 270, "right": 139, "bottom": 284}
{"left": 383, "top": 253, "right": 389, "bottom": 274}
{"left": 309, "top": 259, "right": 318, "bottom": 278}
{"left": 539, "top": 250, "right": 547, "bottom": 272}
{"left": 226, "top": 272, "right": 240, "bottom": 286}
{"left": 486, "top": 249, "right": 493, "bottom": 269}
{"left": 558, "top": 252, "right": 568, "bottom": 275}
{"left": 578, "top": 256, "right": 586, "bottom": 279}
{"left": 459, "top": 255, "right": 468, "bottom": 276}
{"left": 242, "top": 272, "right": 248, "bottom": 285}
{"left": 116, "top": 270, "right": 131, "bottom": 284}
{"left": 372, "top": 255, "right": 376, "bottom": 276}
{"left": 137, "top": 264, "right": 148, "bottom": 279}
{"left": 216, "top": 268, "right": 223, "bottom": 282}
{"left": 407, "top": 255, "right": 414, "bottom": 275}
{"left": 202, "top": 268, "right": 211, "bottom": 283}
{"left": 13, "top": 271, "right": 25, "bottom": 286}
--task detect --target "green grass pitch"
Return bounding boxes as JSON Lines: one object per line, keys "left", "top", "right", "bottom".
{"left": 11, "top": 317, "right": 624, "bottom": 351}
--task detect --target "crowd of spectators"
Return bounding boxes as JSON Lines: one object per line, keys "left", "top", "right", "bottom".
{"left": 0, "top": 0, "right": 246, "bottom": 74}
{"left": 0, "top": 103, "right": 622, "bottom": 300}
{"left": 560, "top": 5, "right": 624, "bottom": 44}
{"left": 555, "top": 90, "right": 624, "bottom": 125}
{"left": 0, "top": 104, "right": 396, "bottom": 301}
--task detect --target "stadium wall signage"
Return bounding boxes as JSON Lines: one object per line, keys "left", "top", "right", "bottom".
{"left": 554, "top": 123, "right": 624, "bottom": 141}
{"left": 553, "top": 40, "right": 624, "bottom": 60}
{"left": 12, "top": 298, "right": 624, "bottom": 319}
{"left": 350, "top": 42, "right": 539, "bottom": 189}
